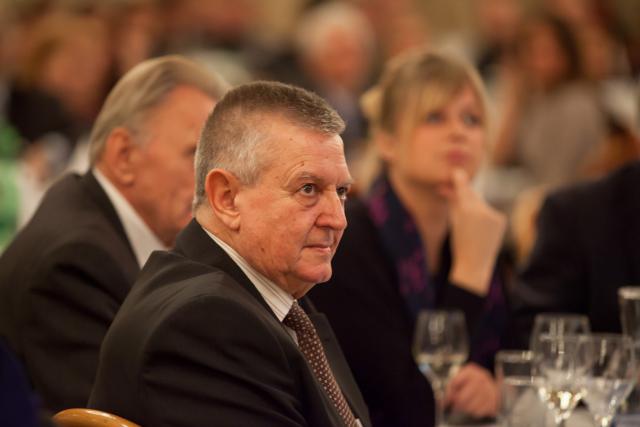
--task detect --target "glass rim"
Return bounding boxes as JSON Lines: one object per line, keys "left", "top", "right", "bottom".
{"left": 536, "top": 333, "right": 635, "bottom": 347}
{"left": 416, "top": 309, "right": 466, "bottom": 318}
{"left": 533, "top": 312, "right": 590, "bottom": 321}
{"left": 536, "top": 332, "right": 591, "bottom": 342}
{"left": 495, "top": 349, "right": 534, "bottom": 362}
{"left": 619, "top": 286, "right": 640, "bottom": 300}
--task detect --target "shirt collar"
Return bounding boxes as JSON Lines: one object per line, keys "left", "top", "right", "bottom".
{"left": 202, "top": 226, "right": 294, "bottom": 322}
{"left": 93, "top": 168, "right": 166, "bottom": 267}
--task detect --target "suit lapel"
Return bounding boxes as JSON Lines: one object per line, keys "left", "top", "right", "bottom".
{"left": 80, "top": 171, "right": 137, "bottom": 263}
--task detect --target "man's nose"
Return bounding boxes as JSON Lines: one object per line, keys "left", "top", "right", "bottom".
{"left": 317, "top": 192, "right": 347, "bottom": 230}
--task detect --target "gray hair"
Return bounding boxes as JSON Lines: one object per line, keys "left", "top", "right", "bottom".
{"left": 295, "top": 1, "right": 375, "bottom": 61}
{"left": 193, "top": 81, "right": 345, "bottom": 209}
{"left": 88, "top": 55, "right": 229, "bottom": 165}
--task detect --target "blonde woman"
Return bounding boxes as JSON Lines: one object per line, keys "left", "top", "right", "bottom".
{"left": 310, "top": 50, "right": 508, "bottom": 426}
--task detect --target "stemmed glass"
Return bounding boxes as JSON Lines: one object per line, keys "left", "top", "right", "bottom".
{"left": 581, "top": 334, "right": 637, "bottom": 427}
{"left": 533, "top": 333, "right": 593, "bottom": 426}
{"left": 530, "top": 313, "right": 591, "bottom": 352}
{"left": 413, "top": 310, "right": 469, "bottom": 425}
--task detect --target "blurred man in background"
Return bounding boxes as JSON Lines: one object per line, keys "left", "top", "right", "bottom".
{"left": 0, "top": 55, "right": 227, "bottom": 412}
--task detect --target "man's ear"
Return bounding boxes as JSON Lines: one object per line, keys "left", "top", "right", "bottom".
{"left": 99, "top": 127, "right": 140, "bottom": 186}
{"left": 205, "top": 169, "right": 241, "bottom": 230}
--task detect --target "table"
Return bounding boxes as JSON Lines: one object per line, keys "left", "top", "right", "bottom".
{"left": 442, "top": 409, "right": 610, "bottom": 426}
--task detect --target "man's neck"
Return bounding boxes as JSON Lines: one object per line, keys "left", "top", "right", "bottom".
{"left": 93, "top": 167, "right": 166, "bottom": 267}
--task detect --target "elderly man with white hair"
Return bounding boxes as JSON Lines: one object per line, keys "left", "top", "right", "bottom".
{"left": 0, "top": 55, "right": 227, "bottom": 412}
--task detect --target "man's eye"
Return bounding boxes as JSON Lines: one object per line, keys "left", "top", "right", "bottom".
{"left": 300, "top": 184, "right": 317, "bottom": 195}
{"left": 337, "top": 186, "right": 349, "bottom": 200}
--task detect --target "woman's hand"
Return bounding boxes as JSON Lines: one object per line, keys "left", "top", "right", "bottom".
{"left": 444, "top": 362, "right": 500, "bottom": 418}
{"left": 446, "top": 169, "right": 506, "bottom": 296}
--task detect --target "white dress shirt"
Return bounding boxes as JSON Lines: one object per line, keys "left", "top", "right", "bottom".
{"left": 93, "top": 169, "right": 166, "bottom": 267}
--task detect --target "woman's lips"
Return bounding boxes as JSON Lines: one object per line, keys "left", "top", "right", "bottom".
{"left": 446, "top": 150, "right": 469, "bottom": 165}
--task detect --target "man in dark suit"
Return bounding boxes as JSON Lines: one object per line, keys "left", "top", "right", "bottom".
{"left": 511, "top": 161, "right": 640, "bottom": 346}
{"left": 89, "top": 81, "right": 370, "bottom": 427}
{"left": 0, "top": 55, "right": 227, "bottom": 412}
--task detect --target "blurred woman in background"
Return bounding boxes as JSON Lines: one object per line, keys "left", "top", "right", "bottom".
{"left": 310, "top": 49, "right": 508, "bottom": 427}
{"left": 491, "top": 13, "right": 606, "bottom": 188}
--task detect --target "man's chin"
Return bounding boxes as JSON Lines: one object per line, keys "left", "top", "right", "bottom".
{"left": 310, "top": 271, "right": 333, "bottom": 287}
{"left": 296, "top": 265, "right": 332, "bottom": 287}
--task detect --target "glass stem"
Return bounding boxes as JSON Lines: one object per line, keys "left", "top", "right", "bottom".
{"left": 595, "top": 415, "right": 613, "bottom": 427}
{"left": 553, "top": 412, "right": 566, "bottom": 427}
{"left": 434, "top": 382, "right": 446, "bottom": 426}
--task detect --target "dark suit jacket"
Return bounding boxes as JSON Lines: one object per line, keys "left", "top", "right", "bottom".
{"left": 511, "top": 161, "right": 640, "bottom": 347}
{"left": 0, "top": 172, "right": 139, "bottom": 412}
{"left": 89, "top": 220, "right": 371, "bottom": 427}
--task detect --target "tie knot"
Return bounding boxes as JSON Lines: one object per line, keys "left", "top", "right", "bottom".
{"left": 283, "top": 301, "right": 314, "bottom": 335}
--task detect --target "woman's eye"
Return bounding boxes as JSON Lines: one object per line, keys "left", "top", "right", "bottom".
{"left": 462, "top": 112, "right": 482, "bottom": 126}
{"left": 424, "top": 111, "right": 444, "bottom": 124}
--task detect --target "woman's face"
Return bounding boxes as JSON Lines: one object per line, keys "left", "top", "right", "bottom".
{"left": 385, "top": 84, "right": 486, "bottom": 193}
{"left": 522, "top": 22, "right": 569, "bottom": 88}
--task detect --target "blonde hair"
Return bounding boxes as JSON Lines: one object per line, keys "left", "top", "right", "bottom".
{"left": 88, "top": 55, "right": 229, "bottom": 165}
{"left": 357, "top": 49, "right": 490, "bottom": 188}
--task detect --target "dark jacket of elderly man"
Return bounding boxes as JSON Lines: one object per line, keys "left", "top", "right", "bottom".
{"left": 0, "top": 56, "right": 226, "bottom": 412}
{"left": 89, "top": 81, "right": 371, "bottom": 427}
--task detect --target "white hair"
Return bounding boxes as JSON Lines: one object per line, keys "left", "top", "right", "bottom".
{"left": 295, "top": 1, "right": 375, "bottom": 60}
{"left": 88, "top": 55, "right": 229, "bottom": 165}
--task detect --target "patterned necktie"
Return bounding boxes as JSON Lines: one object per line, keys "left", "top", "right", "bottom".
{"left": 284, "top": 301, "right": 358, "bottom": 427}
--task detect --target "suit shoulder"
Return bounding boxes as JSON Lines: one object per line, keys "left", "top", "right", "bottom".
{"left": 108, "top": 259, "right": 290, "bottom": 370}
{"left": 125, "top": 252, "right": 272, "bottom": 329}
{"left": 546, "top": 162, "right": 639, "bottom": 213}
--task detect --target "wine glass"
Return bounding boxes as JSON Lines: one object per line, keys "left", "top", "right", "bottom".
{"left": 413, "top": 310, "right": 468, "bottom": 425}
{"left": 581, "top": 334, "right": 637, "bottom": 427}
{"left": 534, "top": 333, "right": 593, "bottom": 426}
{"left": 530, "top": 313, "right": 591, "bottom": 352}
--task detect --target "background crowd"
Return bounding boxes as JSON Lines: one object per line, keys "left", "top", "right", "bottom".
{"left": 0, "top": 0, "right": 639, "bottom": 426}
{"left": 0, "top": 0, "right": 639, "bottom": 263}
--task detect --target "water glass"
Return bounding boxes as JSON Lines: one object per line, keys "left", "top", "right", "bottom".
{"left": 618, "top": 287, "right": 640, "bottom": 415}
{"left": 619, "top": 287, "right": 640, "bottom": 340}
{"left": 495, "top": 350, "right": 546, "bottom": 427}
